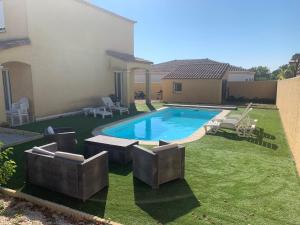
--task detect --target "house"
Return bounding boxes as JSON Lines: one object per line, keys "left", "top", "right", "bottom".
{"left": 134, "top": 59, "right": 254, "bottom": 100}
{"left": 0, "top": 0, "right": 152, "bottom": 125}
{"left": 161, "top": 61, "right": 254, "bottom": 104}
{"left": 289, "top": 53, "right": 300, "bottom": 77}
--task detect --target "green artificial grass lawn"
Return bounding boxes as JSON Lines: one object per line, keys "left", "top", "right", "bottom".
{"left": 4, "top": 102, "right": 300, "bottom": 225}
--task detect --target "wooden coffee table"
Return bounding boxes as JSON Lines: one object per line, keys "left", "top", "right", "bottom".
{"left": 84, "top": 135, "right": 139, "bottom": 165}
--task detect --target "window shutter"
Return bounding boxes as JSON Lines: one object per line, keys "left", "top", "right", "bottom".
{"left": 0, "top": 1, "right": 5, "bottom": 31}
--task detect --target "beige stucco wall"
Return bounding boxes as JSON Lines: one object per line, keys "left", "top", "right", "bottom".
{"left": 27, "top": 0, "right": 134, "bottom": 117}
{"left": 0, "top": 0, "right": 28, "bottom": 41}
{"left": 0, "top": 0, "right": 31, "bottom": 123}
{"left": 0, "top": 45, "right": 32, "bottom": 123}
{"left": 134, "top": 83, "right": 162, "bottom": 99}
{"left": 227, "top": 81, "right": 277, "bottom": 100}
{"left": 277, "top": 77, "right": 300, "bottom": 174}
{"left": 0, "top": 0, "right": 135, "bottom": 121}
{"left": 162, "top": 79, "right": 222, "bottom": 104}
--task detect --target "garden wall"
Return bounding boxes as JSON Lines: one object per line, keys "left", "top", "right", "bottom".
{"left": 277, "top": 76, "right": 300, "bottom": 174}
{"left": 227, "top": 81, "right": 277, "bottom": 102}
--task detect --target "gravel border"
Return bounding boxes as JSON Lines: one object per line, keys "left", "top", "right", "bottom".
{"left": 0, "top": 187, "right": 122, "bottom": 225}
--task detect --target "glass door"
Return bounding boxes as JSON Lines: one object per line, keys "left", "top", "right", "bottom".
{"left": 2, "top": 69, "right": 12, "bottom": 111}
{"left": 114, "top": 71, "right": 123, "bottom": 102}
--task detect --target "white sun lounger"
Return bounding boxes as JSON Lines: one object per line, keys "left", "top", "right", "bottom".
{"left": 205, "top": 108, "right": 257, "bottom": 137}
{"left": 102, "top": 97, "right": 129, "bottom": 115}
{"left": 225, "top": 102, "right": 253, "bottom": 120}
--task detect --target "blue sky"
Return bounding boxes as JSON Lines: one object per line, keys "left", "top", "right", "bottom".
{"left": 91, "top": 0, "right": 300, "bottom": 71}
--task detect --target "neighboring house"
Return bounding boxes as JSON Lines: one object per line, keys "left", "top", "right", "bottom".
{"left": 161, "top": 61, "right": 254, "bottom": 104}
{"left": 0, "top": 0, "right": 152, "bottom": 124}
{"left": 134, "top": 59, "right": 254, "bottom": 100}
{"left": 289, "top": 53, "right": 300, "bottom": 77}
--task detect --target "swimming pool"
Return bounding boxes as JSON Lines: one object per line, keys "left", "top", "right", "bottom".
{"left": 95, "top": 107, "right": 221, "bottom": 142}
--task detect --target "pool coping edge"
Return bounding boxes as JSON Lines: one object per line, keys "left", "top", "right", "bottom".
{"left": 92, "top": 107, "right": 230, "bottom": 145}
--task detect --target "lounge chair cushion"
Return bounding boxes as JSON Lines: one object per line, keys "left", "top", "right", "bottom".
{"left": 152, "top": 143, "right": 178, "bottom": 153}
{"left": 54, "top": 151, "right": 84, "bottom": 162}
{"left": 32, "top": 146, "right": 55, "bottom": 156}
{"left": 47, "top": 126, "right": 55, "bottom": 134}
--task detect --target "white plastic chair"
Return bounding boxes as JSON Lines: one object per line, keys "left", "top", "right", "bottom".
{"left": 6, "top": 98, "right": 30, "bottom": 126}
{"left": 19, "top": 102, "right": 30, "bottom": 124}
{"left": 95, "top": 107, "right": 113, "bottom": 119}
{"left": 19, "top": 97, "right": 30, "bottom": 109}
{"left": 6, "top": 103, "right": 21, "bottom": 127}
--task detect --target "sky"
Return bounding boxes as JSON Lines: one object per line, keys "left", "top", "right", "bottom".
{"left": 91, "top": 0, "right": 300, "bottom": 71}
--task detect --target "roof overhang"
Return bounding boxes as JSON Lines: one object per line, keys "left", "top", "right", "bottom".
{"left": 0, "top": 38, "right": 31, "bottom": 51}
{"left": 106, "top": 50, "right": 153, "bottom": 71}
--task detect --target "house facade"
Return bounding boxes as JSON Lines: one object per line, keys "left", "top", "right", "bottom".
{"left": 0, "top": 0, "right": 152, "bottom": 124}
{"left": 134, "top": 59, "right": 254, "bottom": 100}
{"left": 160, "top": 61, "right": 254, "bottom": 104}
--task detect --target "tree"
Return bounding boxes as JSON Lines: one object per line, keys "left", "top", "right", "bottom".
{"left": 271, "top": 64, "right": 296, "bottom": 80}
{"left": 250, "top": 66, "right": 271, "bottom": 80}
{"left": 0, "top": 145, "right": 16, "bottom": 186}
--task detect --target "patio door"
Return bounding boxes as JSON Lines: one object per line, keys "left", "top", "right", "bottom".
{"left": 2, "top": 69, "right": 12, "bottom": 111}
{"left": 114, "top": 71, "right": 123, "bottom": 102}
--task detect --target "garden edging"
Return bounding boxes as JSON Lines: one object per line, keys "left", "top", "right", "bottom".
{"left": 0, "top": 186, "right": 122, "bottom": 225}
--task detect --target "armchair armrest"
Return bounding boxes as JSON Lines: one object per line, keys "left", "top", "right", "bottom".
{"left": 78, "top": 151, "right": 109, "bottom": 201}
{"left": 159, "top": 140, "right": 171, "bottom": 146}
{"left": 132, "top": 145, "right": 158, "bottom": 188}
{"left": 133, "top": 145, "right": 156, "bottom": 156}
{"left": 39, "top": 142, "right": 58, "bottom": 152}
{"left": 82, "top": 151, "right": 108, "bottom": 164}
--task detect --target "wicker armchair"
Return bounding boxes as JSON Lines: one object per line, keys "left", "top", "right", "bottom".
{"left": 132, "top": 140, "right": 185, "bottom": 189}
{"left": 25, "top": 143, "right": 109, "bottom": 201}
{"left": 44, "top": 127, "right": 77, "bottom": 153}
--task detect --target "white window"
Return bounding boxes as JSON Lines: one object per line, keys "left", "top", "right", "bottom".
{"left": 0, "top": 0, "right": 5, "bottom": 32}
{"left": 173, "top": 82, "right": 182, "bottom": 93}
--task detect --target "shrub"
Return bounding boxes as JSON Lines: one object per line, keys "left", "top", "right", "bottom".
{"left": 0, "top": 145, "right": 16, "bottom": 186}
{"left": 226, "top": 96, "right": 275, "bottom": 104}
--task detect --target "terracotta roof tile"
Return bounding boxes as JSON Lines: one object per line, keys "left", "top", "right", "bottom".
{"left": 163, "top": 63, "right": 229, "bottom": 80}
{"left": 151, "top": 59, "right": 251, "bottom": 74}
{"left": 152, "top": 59, "right": 220, "bottom": 72}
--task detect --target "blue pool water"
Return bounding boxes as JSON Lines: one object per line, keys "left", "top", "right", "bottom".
{"left": 100, "top": 107, "right": 220, "bottom": 141}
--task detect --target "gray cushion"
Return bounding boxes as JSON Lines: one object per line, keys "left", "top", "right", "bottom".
{"left": 32, "top": 146, "right": 55, "bottom": 156}
{"left": 55, "top": 151, "right": 84, "bottom": 162}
